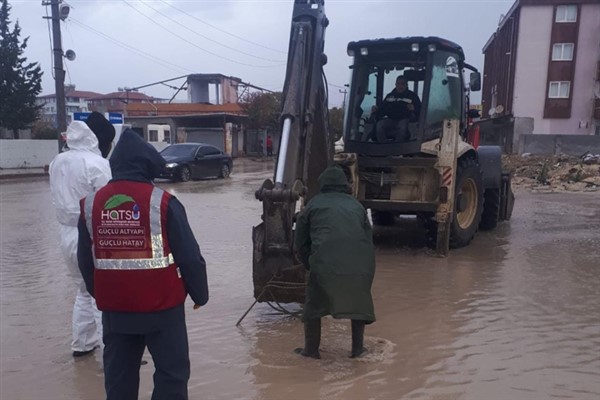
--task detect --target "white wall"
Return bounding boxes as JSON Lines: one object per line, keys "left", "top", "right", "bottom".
{"left": 0, "top": 139, "right": 171, "bottom": 169}
{"left": 570, "top": 4, "right": 600, "bottom": 135}
{"left": 512, "top": 6, "right": 553, "bottom": 133}
{"left": 0, "top": 140, "right": 58, "bottom": 168}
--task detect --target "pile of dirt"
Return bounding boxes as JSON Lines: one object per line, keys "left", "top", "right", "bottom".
{"left": 502, "top": 153, "right": 600, "bottom": 192}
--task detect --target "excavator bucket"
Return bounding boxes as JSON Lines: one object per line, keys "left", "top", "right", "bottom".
{"left": 252, "top": 179, "right": 306, "bottom": 304}
{"left": 252, "top": 222, "right": 306, "bottom": 304}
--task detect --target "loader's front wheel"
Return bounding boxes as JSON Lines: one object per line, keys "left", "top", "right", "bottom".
{"left": 450, "top": 158, "right": 484, "bottom": 248}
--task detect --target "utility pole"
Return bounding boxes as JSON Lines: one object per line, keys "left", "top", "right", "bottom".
{"left": 46, "top": 0, "right": 66, "bottom": 150}
{"left": 339, "top": 88, "right": 348, "bottom": 107}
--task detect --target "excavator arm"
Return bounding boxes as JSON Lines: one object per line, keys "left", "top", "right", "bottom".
{"left": 252, "top": 0, "right": 332, "bottom": 303}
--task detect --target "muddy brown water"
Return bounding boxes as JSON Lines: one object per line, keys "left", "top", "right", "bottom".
{"left": 1, "top": 159, "right": 599, "bottom": 400}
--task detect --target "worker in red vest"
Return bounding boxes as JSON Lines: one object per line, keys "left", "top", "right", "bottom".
{"left": 266, "top": 134, "right": 274, "bottom": 156}
{"left": 78, "top": 129, "right": 209, "bottom": 400}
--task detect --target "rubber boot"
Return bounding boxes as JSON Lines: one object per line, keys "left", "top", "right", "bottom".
{"left": 294, "top": 318, "right": 321, "bottom": 359}
{"left": 350, "top": 320, "right": 367, "bottom": 358}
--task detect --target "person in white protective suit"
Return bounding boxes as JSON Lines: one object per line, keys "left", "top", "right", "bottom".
{"left": 49, "top": 112, "right": 115, "bottom": 357}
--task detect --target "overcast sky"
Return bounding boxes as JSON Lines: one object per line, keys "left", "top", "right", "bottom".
{"left": 9, "top": 0, "right": 515, "bottom": 107}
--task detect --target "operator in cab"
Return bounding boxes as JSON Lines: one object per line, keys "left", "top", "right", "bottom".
{"left": 371, "top": 75, "right": 421, "bottom": 143}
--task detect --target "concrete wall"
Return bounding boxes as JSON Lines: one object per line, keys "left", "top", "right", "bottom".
{"left": 478, "top": 115, "right": 515, "bottom": 153}
{"left": 518, "top": 134, "right": 600, "bottom": 155}
{"left": 513, "top": 117, "right": 535, "bottom": 151}
{"left": 0, "top": 140, "right": 170, "bottom": 169}
{"left": 0, "top": 140, "right": 58, "bottom": 168}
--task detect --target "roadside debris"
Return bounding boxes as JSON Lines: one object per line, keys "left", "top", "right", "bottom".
{"left": 503, "top": 153, "right": 600, "bottom": 192}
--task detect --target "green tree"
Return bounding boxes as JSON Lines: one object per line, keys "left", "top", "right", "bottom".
{"left": 31, "top": 119, "right": 58, "bottom": 139}
{"left": 0, "top": 0, "right": 43, "bottom": 139}
{"left": 240, "top": 91, "right": 281, "bottom": 129}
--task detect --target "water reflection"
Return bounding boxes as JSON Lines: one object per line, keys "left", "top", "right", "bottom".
{"left": 1, "top": 169, "right": 599, "bottom": 400}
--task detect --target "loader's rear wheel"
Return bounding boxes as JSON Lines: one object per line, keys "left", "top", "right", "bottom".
{"left": 479, "top": 189, "right": 500, "bottom": 230}
{"left": 449, "top": 158, "right": 483, "bottom": 248}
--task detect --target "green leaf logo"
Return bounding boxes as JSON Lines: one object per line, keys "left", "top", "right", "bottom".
{"left": 104, "top": 194, "right": 135, "bottom": 210}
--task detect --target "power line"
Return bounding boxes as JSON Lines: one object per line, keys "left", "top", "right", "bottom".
{"left": 121, "top": 0, "right": 284, "bottom": 68}
{"left": 139, "top": 0, "right": 284, "bottom": 63}
{"left": 70, "top": 18, "right": 194, "bottom": 74}
{"left": 328, "top": 82, "right": 347, "bottom": 89}
{"left": 158, "top": 0, "right": 286, "bottom": 55}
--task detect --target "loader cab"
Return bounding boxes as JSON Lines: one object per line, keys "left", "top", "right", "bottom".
{"left": 343, "top": 37, "right": 480, "bottom": 157}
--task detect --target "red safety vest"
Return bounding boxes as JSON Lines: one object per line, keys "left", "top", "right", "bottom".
{"left": 81, "top": 181, "right": 186, "bottom": 312}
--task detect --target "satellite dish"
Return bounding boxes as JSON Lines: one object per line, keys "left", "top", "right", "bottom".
{"left": 59, "top": 4, "right": 70, "bottom": 21}
{"left": 495, "top": 105, "right": 505, "bottom": 114}
{"left": 64, "top": 49, "right": 76, "bottom": 61}
{"left": 488, "top": 108, "right": 495, "bottom": 116}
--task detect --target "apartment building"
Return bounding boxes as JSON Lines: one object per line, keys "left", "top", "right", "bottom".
{"left": 482, "top": 0, "right": 600, "bottom": 135}
{"left": 36, "top": 85, "right": 101, "bottom": 126}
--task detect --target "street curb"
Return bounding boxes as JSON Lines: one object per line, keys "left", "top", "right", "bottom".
{"left": 0, "top": 172, "right": 49, "bottom": 180}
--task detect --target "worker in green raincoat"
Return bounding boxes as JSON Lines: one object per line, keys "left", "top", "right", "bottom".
{"left": 294, "top": 165, "right": 376, "bottom": 359}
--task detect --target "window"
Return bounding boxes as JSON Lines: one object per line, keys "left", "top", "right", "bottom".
{"left": 552, "top": 43, "right": 574, "bottom": 61}
{"left": 548, "top": 81, "right": 570, "bottom": 98}
{"left": 555, "top": 5, "right": 577, "bottom": 22}
{"left": 198, "top": 146, "right": 221, "bottom": 156}
{"left": 425, "top": 51, "right": 463, "bottom": 127}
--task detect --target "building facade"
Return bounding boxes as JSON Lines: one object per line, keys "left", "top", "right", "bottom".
{"left": 36, "top": 85, "right": 101, "bottom": 126}
{"left": 124, "top": 102, "right": 248, "bottom": 157}
{"left": 88, "top": 90, "right": 159, "bottom": 114}
{"left": 482, "top": 0, "right": 600, "bottom": 135}
{"left": 187, "top": 74, "right": 243, "bottom": 105}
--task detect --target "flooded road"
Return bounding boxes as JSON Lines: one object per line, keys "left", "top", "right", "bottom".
{"left": 1, "top": 159, "right": 599, "bottom": 400}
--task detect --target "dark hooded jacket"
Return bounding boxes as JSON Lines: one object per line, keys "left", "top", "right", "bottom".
{"left": 77, "top": 129, "right": 209, "bottom": 333}
{"left": 294, "top": 165, "right": 376, "bottom": 322}
{"left": 378, "top": 88, "right": 421, "bottom": 122}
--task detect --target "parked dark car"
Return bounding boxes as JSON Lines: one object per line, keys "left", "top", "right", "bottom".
{"left": 159, "top": 143, "right": 232, "bottom": 182}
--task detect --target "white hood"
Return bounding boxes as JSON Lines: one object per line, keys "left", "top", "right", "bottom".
{"left": 65, "top": 121, "right": 102, "bottom": 156}
{"left": 49, "top": 121, "right": 111, "bottom": 227}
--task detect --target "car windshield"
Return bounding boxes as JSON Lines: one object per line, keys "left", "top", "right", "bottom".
{"left": 161, "top": 144, "right": 197, "bottom": 158}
